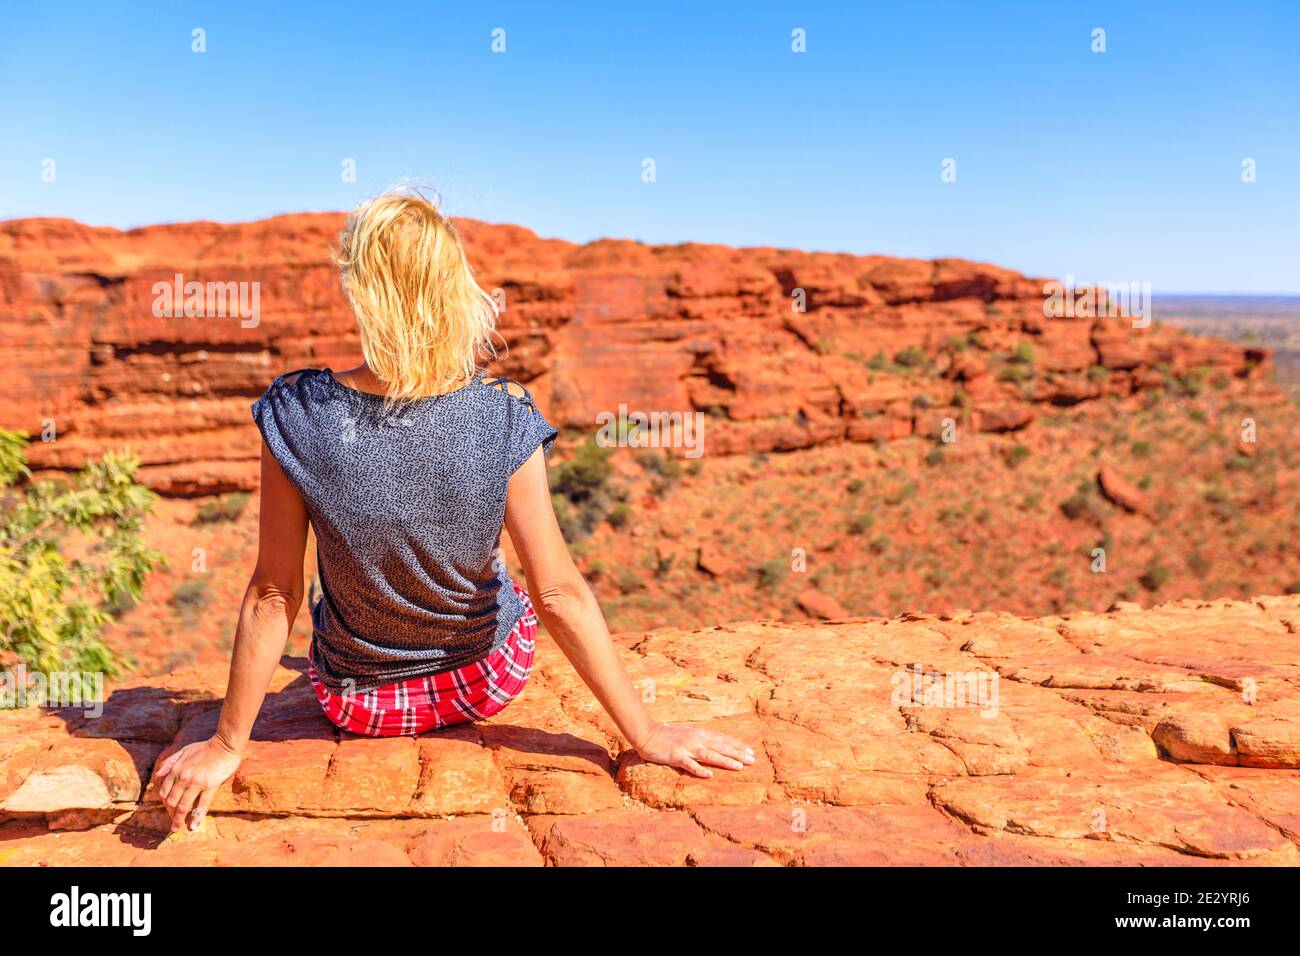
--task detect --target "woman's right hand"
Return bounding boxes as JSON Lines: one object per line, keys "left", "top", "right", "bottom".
{"left": 633, "top": 722, "right": 755, "bottom": 778}
{"left": 152, "top": 736, "right": 244, "bottom": 832}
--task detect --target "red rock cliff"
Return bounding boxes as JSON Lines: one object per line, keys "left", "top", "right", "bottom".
{"left": 0, "top": 214, "right": 1271, "bottom": 494}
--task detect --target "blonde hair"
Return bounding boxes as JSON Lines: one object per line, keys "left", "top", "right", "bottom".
{"left": 335, "top": 188, "right": 498, "bottom": 403}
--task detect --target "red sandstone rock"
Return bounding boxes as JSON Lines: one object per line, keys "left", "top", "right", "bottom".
{"left": 1097, "top": 464, "right": 1152, "bottom": 516}
{"left": 795, "top": 587, "right": 851, "bottom": 620}
{"left": 0, "top": 215, "right": 1270, "bottom": 493}
{"left": 974, "top": 403, "right": 1035, "bottom": 433}
{"left": 5, "top": 595, "right": 1300, "bottom": 866}
{"left": 406, "top": 817, "right": 543, "bottom": 867}
{"left": 944, "top": 352, "right": 989, "bottom": 382}
{"left": 695, "top": 541, "right": 734, "bottom": 577}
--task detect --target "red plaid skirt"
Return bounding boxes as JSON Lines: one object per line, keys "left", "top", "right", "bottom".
{"left": 308, "top": 585, "right": 537, "bottom": 737}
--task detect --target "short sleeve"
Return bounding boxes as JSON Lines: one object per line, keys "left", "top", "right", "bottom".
{"left": 497, "top": 383, "right": 558, "bottom": 476}
{"left": 250, "top": 369, "right": 313, "bottom": 484}
{"left": 250, "top": 380, "right": 281, "bottom": 449}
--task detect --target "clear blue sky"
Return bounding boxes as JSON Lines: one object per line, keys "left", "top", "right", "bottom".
{"left": 2, "top": 1, "right": 1297, "bottom": 292}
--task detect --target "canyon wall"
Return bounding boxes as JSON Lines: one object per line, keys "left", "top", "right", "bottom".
{"left": 0, "top": 214, "right": 1272, "bottom": 494}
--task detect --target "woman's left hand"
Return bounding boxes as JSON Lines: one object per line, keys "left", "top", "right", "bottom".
{"left": 152, "top": 736, "right": 244, "bottom": 832}
{"left": 633, "top": 721, "right": 755, "bottom": 778}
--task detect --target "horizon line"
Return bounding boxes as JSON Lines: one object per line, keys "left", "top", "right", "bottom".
{"left": 5, "top": 212, "right": 1299, "bottom": 299}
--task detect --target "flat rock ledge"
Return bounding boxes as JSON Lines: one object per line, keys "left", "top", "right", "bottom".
{"left": 3, "top": 594, "right": 1300, "bottom": 866}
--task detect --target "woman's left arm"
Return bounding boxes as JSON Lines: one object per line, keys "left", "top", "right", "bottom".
{"left": 152, "top": 439, "right": 309, "bottom": 832}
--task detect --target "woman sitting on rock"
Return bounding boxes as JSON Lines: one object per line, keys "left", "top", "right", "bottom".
{"left": 153, "top": 189, "right": 753, "bottom": 832}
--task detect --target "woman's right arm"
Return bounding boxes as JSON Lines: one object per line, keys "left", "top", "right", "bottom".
{"left": 505, "top": 447, "right": 754, "bottom": 778}
{"left": 151, "top": 439, "right": 309, "bottom": 831}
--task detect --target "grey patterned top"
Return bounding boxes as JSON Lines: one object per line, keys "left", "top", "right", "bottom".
{"left": 251, "top": 368, "right": 557, "bottom": 693}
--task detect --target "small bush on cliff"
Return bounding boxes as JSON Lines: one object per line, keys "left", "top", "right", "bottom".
{"left": 0, "top": 430, "right": 165, "bottom": 691}
{"left": 606, "top": 501, "right": 632, "bottom": 529}
{"left": 551, "top": 440, "right": 613, "bottom": 501}
{"left": 1059, "top": 480, "right": 1104, "bottom": 522}
{"left": 170, "top": 576, "right": 211, "bottom": 616}
{"left": 893, "top": 346, "right": 928, "bottom": 369}
{"left": 193, "top": 492, "right": 250, "bottom": 524}
{"left": 756, "top": 558, "right": 788, "bottom": 589}
{"left": 1003, "top": 444, "right": 1031, "bottom": 468}
{"left": 638, "top": 449, "right": 684, "bottom": 494}
{"left": 615, "top": 566, "right": 645, "bottom": 594}
{"left": 997, "top": 363, "right": 1030, "bottom": 384}
{"left": 1187, "top": 550, "right": 1211, "bottom": 578}
{"left": 847, "top": 513, "right": 875, "bottom": 535}
{"left": 1139, "top": 563, "right": 1171, "bottom": 592}
{"left": 549, "top": 439, "right": 627, "bottom": 538}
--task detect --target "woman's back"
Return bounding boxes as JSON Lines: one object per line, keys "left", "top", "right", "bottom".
{"left": 154, "top": 189, "right": 752, "bottom": 834}
{"left": 252, "top": 367, "right": 556, "bottom": 693}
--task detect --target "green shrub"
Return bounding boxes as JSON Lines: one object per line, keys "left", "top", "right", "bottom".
{"left": 885, "top": 482, "right": 917, "bottom": 505}
{"left": 170, "top": 577, "right": 211, "bottom": 612}
{"left": 607, "top": 501, "right": 632, "bottom": 528}
{"left": 756, "top": 558, "right": 788, "bottom": 589}
{"left": 0, "top": 430, "right": 164, "bottom": 690}
{"left": 1060, "top": 481, "right": 1103, "bottom": 522}
{"left": 847, "top": 513, "right": 875, "bottom": 535}
{"left": 1139, "top": 564, "right": 1170, "bottom": 592}
{"left": 615, "top": 567, "right": 645, "bottom": 593}
{"left": 550, "top": 494, "right": 587, "bottom": 541}
{"left": 194, "top": 492, "right": 250, "bottom": 524}
{"left": 894, "top": 346, "right": 928, "bottom": 368}
{"left": 549, "top": 439, "right": 627, "bottom": 538}
{"left": 639, "top": 449, "right": 683, "bottom": 479}
{"left": 550, "top": 440, "right": 613, "bottom": 503}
